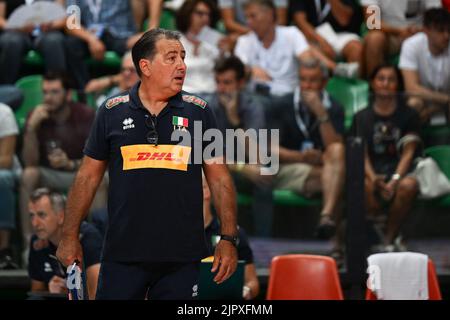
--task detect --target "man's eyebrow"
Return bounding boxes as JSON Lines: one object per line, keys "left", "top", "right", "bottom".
{"left": 165, "top": 50, "right": 186, "bottom": 56}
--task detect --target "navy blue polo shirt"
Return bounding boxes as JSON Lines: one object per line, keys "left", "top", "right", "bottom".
{"left": 28, "top": 222, "right": 102, "bottom": 285}
{"left": 84, "top": 82, "right": 219, "bottom": 263}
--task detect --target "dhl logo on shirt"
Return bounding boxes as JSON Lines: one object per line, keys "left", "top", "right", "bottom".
{"left": 121, "top": 144, "right": 191, "bottom": 171}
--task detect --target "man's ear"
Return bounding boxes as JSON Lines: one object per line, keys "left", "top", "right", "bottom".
{"left": 57, "top": 210, "right": 65, "bottom": 225}
{"left": 139, "top": 58, "right": 152, "bottom": 77}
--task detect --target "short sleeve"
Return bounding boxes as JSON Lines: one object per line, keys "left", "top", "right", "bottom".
{"left": 0, "top": 104, "right": 19, "bottom": 138}
{"left": 288, "top": 27, "right": 309, "bottom": 57}
{"left": 80, "top": 224, "right": 103, "bottom": 269}
{"left": 274, "top": 0, "right": 288, "bottom": 8}
{"left": 399, "top": 37, "right": 420, "bottom": 71}
{"left": 202, "top": 105, "right": 224, "bottom": 160}
{"left": 234, "top": 35, "right": 253, "bottom": 65}
{"left": 83, "top": 105, "right": 109, "bottom": 160}
{"left": 404, "top": 109, "right": 421, "bottom": 136}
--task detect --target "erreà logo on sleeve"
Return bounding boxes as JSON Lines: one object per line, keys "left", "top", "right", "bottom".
{"left": 121, "top": 144, "right": 191, "bottom": 171}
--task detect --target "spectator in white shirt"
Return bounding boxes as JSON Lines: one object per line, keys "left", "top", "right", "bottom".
{"left": 399, "top": 8, "right": 450, "bottom": 124}
{"left": 362, "top": 0, "right": 441, "bottom": 77}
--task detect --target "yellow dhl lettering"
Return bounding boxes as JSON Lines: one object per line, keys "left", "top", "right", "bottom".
{"left": 121, "top": 144, "right": 191, "bottom": 171}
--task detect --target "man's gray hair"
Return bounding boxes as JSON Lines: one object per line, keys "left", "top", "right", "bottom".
{"left": 299, "top": 57, "right": 330, "bottom": 79}
{"left": 30, "top": 188, "right": 66, "bottom": 213}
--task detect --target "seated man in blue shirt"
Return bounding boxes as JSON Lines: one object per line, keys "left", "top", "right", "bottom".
{"left": 27, "top": 188, "right": 102, "bottom": 299}
{"left": 273, "top": 57, "right": 346, "bottom": 247}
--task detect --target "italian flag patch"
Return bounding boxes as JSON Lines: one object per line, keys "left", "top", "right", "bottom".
{"left": 172, "top": 116, "right": 189, "bottom": 127}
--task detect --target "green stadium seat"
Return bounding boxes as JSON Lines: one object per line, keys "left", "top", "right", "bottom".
{"left": 326, "top": 77, "right": 369, "bottom": 130}
{"left": 423, "top": 145, "right": 450, "bottom": 207}
{"left": 87, "top": 51, "right": 122, "bottom": 69}
{"left": 24, "top": 50, "right": 44, "bottom": 67}
{"left": 14, "top": 75, "right": 43, "bottom": 130}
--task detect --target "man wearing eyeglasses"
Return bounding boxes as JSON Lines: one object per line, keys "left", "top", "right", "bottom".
{"left": 27, "top": 188, "right": 102, "bottom": 300}
{"left": 57, "top": 29, "right": 238, "bottom": 300}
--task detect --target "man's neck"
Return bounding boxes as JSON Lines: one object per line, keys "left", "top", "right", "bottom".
{"left": 139, "top": 82, "right": 170, "bottom": 116}
{"left": 258, "top": 25, "right": 276, "bottom": 49}
{"left": 428, "top": 42, "right": 445, "bottom": 56}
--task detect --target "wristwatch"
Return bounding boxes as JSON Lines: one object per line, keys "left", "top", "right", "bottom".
{"left": 220, "top": 234, "right": 239, "bottom": 247}
{"left": 391, "top": 173, "right": 401, "bottom": 181}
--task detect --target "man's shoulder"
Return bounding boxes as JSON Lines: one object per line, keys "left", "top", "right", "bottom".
{"left": 403, "top": 32, "right": 427, "bottom": 49}
{"left": 181, "top": 91, "right": 209, "bottom": 110}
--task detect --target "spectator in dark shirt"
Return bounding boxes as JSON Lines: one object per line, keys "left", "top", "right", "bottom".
{"left": 350, "top": 64, "right": 421, "bottom": 251}
{"left": 273, "top": 57, "right": 346, "bottom": 243}
{"left": 28, "top": 188, "right": 102, "bottom": 299}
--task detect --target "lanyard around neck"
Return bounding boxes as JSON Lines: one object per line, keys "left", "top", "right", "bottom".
{"left": 315, "top": 0, "right": 331, "bottom": 24}
{"left": 86, "top": 0, "right": 102, "bottom": 24}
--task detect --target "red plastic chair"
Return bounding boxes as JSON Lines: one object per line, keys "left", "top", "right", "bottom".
{"left": 366, "top": 259, "right": 442, "bottom": 300}
{"left": 266, "top": 254, "right": 344, "bottom": 300}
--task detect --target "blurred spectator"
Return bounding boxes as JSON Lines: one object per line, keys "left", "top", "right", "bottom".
{"left": 0, "top": 102, "right": 21, "bottom": 270}
{"left": 234, "top": 0, "right": 310, "bottom": 96}
{"left": 202, "top": 176, "right": 259, "bottom": 300}
{"left": 234, "top": 0, "right": 359, "bottom": 97}
{"left": 0, "top": 0, "right": 67, "bottom": 84}
{"left": 19, "top": 72, "right": 106, "bottom": 256}
{"left": 206, "top": 55, "right": 273, "bottom": 237}
{"left": 0, "top": 85, "right": 23, "bottom": 111}
{"left": 362, "top": 0, "right": 442, "bottom": 77}
{"left": 444, "top": 0, "right": 450, "bottom": 11}
{"left": 131, "top": 0, "right": 163, "bottom": 31}
{"left": 27, "top": 188, "right": 101, "bottom": 299}
{"left": 64, "top": 0, "right": 143, "bottom": 88}
{"left": 176, "top": 0, "right": 222, "bottom": 94}
{"left": 399, "top": 8, "right": 450, "bottom": 124}
{"left": 273, "top": 57, "right": 345, "bottom": 244}
{"left": 219, "top": 0, "right": 288, "bottom": 35}
{"left": 291, "top": 0, "right": 363, "bottom": 72}
{"left": 350, "top": 64, "right": 420, "bottom": 252}
{"left": 85, "top": 51, "right": 139, "bottom": 107}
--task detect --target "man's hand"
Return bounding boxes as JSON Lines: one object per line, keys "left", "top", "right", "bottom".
{"left": 301, "top": 149, "right": 323, "bottom": 166}
{"left": 211, "top": 240, "right": 238, "bottom": 284}
{"left": 301, "top": 91, "right": 326, "bottom": 118}
{"left": 88, "top": 37, "right": 106, "bottom": 61}
{"left": 252, "top": 67, "right": 272, "bottom": 82}
{"left": 56, "top": 236, "right": 83, "bottom": 268}
{"left": 48, "top": 276, "right": 68, "bottom": 294}
{"left": 28, "top": 105, "right": 50, "bottom": 131}
{"left": 316, "top": 36, "right": 335, "bottom": 60}
{"left": 47, "top": 149, "right": 73, "bottom": 170}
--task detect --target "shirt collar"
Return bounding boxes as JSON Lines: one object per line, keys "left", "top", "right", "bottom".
{"left": 129, "top": 81, "right": 185, "bottom": 110}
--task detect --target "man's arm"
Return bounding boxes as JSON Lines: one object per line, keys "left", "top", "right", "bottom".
{"left": 56, "top": 156, "right": 107, "bottom": 267}
{"left": 203, "top": 159, "right": 238, "bottom": 284}
{"left": 402, "top": 69, "right": 450, "bottom": 105}
{"left": 85, "top": 263, "right": 100, "bottom": 300}
{"left": 221, "top": 8, "right": 250, "bottom": 35}
{"left": 147, "top": 0, "right": 162, "bottom": 30}
{"left": 22, "top": 129, "right": 40, "bottom": 167}
{"left": 0, "top": 136, "right": 16, "bottom": 169}
{"left": 328, "top": 0, "right": 354, "bottom": 27}
{"left": 243, "top": 263, "right": 260, "bottom": 300}
{"left": 0, "top": 2, "right": 6, "bottom": 30}
{"left": 30, "top": 280, "right": 47, "bottom": 292}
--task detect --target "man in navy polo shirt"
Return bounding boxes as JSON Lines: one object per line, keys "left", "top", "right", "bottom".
{"left": 56, "top": 28, "right": 238, "bottom": 300}
{"left": 27, "top": 188, "right": 102, "bottom": 299}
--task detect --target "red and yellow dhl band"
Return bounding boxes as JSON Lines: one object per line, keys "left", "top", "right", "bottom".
{"left": 121, "top": 144, "right": 192, "bottom": 171}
